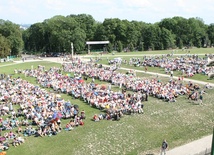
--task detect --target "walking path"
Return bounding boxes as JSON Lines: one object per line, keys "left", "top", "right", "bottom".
{"left": 2, "top": 57, "right": 213, "bottom": 155}
{"left": 166, "top": 135, "right": 212, "bottom": 155}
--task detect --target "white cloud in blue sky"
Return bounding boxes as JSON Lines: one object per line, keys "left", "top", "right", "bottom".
{"left": 0, "top": 0, "right": 213, "bottom": 24}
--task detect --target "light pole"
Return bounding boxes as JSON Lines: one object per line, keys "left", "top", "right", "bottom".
{"left": 71, "top": 42, "right": 73, "bottom": 58}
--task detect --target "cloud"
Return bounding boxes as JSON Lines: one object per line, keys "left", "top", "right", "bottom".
{"left": 123, "top": 0, "right": 151, "bottom": 10}
{"left": 45, "top": 0, "right": 67, "bottom": 10}
{"left": 0, "top": 0, "right": 213, "bottom": 24}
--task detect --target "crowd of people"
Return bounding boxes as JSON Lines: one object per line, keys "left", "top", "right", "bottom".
{"left": 126, "top": 54, "right": 214, "bottom": 77}
{"left": 22, "top": 64, "right": 144, "bottom": 121}
{"left": 62, "top": 59, "right": 200, "bottom": 103}
{"left": 0, "top": 55, "right": 210, "bottom": 152}
{"left": 0, "top": 73, "right": 84, "bottom": 150}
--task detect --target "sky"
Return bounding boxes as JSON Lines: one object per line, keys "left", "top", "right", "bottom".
{"left": 0, "top": 0, "right": 214, "bottom": 25}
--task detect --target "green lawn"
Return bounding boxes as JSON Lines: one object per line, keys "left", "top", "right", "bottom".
{"left": 0, "top": 60, "right": 214, "bottom": 155}
{"left": 0, "top": 61, "right": 15, "bottom": 66}
{"left": 87, "top": 47, "right": 214, "bottom": 57}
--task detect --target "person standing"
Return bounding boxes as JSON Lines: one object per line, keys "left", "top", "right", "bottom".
{"left": 160, "top": 139, "right": 168, "bottom": 155}
{"left": 170, "top": 70, "right": 173, "bottom": 78}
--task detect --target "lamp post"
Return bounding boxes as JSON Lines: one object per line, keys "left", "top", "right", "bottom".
{"left": 211, "top": 127, "right": 214, "bottom": 155}
{"left": 71, "top": 42, "right": 73, "bottom": 58}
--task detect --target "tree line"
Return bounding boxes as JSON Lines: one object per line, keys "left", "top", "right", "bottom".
{"left": 1, "top": 14, "right": 214, "bottom": 57}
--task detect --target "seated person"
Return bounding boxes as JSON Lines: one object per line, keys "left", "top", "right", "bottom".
{"left": 17, "top": 135, "right": 25, "bottom": 143}
{"left": 12, "top": 137, "right": 20, "bottom": 147}
{"left": 80, "top": 110, "right": 86, "bottom": 119}
{"left": 9, "top": 131, "right": 15, "bottom": 139}
{"left": 65, "top": 123, "right": 72, "bottom": 131}
{"left": 0, "top": 141, "right": 8, "bottom": 151}
{"left": 93, "top": 114, "right": 100, "bottom": 122}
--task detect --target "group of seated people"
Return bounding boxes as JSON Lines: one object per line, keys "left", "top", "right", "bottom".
{"left": 61, "top": 60, "right": 193, "bottom": 103}
{"left": 127, "top": 54, "right": 214, "bottom": 77}
{"left": 64, "top": 116, "right": 85, "bottom": 131}
{"left": 0, "top": 130, "right": 25, "bottom": 150}
{"left": 0, "top": 55, "right": 210, "bottom": 152}
{"left": 21, "top": 65, "right": 145, "bottom": 120}
{"left": 0, "top": 75, "right": 86, "bottom": 150}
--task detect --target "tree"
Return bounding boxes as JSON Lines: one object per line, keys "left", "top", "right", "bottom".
{"left": 20, "top": 14, "right": 213, "bottom": 54}
{"left": 208, "top": 24, "right": 214, "bottom": 46}
{"left": 71, "top": 27, "right": 86, "bottom": 53}
{"left": 143, "top": 24, "right": 163, "bottom": 50}
{"left": 107, "top": 43, "right": 113, "bottom": 52}
{"left": 117, "top": 41, "right": 123, "bottom": 52}
{"left": 126, "top": 21, "right": 141, "bottom": 50}
{"left": 68, "top": 14, "right": 96, "bottom": 41}
{"left": 102, "top": 18, "right": 119, "bottom": 44}
{"left": 0, "top": 34, "right": 10, "bottom": 57}
{"left": 23, "top": 23, "right": 45, "bottom": 53}
{"left": 161, "top": 27, "right": 175, "bottom": 49}
{"left": 129, "top": 42, "right": 134, "bottom": 51}
{"left": 93, "top": 23, "right": 108, "bottom": 41}
{"left": 138, "top": 41, "right": 144, "bottom": 51}
{"left": 0, "top": 20, "right": 23, "bottom": 56}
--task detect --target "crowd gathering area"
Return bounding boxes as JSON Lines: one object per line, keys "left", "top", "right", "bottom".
{"left": 110, "top": 53, "right": 214, "bottom": 78}
{"left": 0, "top": 55, "right": 213, "bottom": 153}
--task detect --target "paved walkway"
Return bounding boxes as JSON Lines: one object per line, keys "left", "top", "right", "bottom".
{"left": 3, "top": 57, "right": 214, "bottom": 155}
{"left": 165, "top": 135, "right": 212, "bottom": 155}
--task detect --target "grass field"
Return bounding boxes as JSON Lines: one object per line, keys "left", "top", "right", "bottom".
{"left": 0, "top": 51, "right": 214, "bottom": 155}
{"left": 88, "top": 47, "right": 214, "bottom": 57}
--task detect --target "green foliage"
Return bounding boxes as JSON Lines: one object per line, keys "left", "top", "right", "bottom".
{"left": 107, "top": 43, "right": 113, "bottom": 52}
{"left": 129, "top": 42, "right": 134, "bottom": 51}
{"left": 0, "top": 34, "right": 10, "bottom": 57}
{"left": 208, "top": 24, "right": 214, "bottom": 46}
{"left": 0, "top": 19, "right": 23, "bottom": 56}
{"left": 72, "top": 27, "right": 86, "bottom": 52}
{"left": 138, "top": 41, "right": 144, "bottom": 51}
{"left": 3, "top": 14, "right": 214, "bottom": 55}
{"left": 117, "top": 41, "right": 123, "bottom": 52}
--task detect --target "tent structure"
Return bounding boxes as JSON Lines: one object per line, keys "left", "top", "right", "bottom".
{"left": 86, "top": 41, "right": 109, "bottom": 54}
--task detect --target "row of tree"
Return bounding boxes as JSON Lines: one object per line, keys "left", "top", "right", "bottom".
{"left": 1, "top": 14, "right": 214, "bottom": 57}
{"left": 0, "top": 20, "right": 23, "bottom": 57}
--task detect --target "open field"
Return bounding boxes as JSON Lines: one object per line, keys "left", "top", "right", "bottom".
{"left": 0, "top": 56, "right": 214, "bottom": 155}
{"left": 88, "top": 47, "right": 214, "bottom": 57}
{"left": 0, "top": 61, "right": 15, "bottom": 66}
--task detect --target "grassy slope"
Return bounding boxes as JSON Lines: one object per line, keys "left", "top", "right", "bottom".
{"left": 0, "top": 55, "right": 213, "bottom": 155}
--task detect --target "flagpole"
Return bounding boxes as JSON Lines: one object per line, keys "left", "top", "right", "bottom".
{"left": 211, "top": 127, "right": 214, "bottom": 155}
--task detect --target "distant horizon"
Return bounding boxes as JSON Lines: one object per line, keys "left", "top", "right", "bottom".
{"left": 1, "top": 0, "right": 214, "bottom": 25}
{"left": 15, "top": 15, "right": 213, "bottom": 26}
